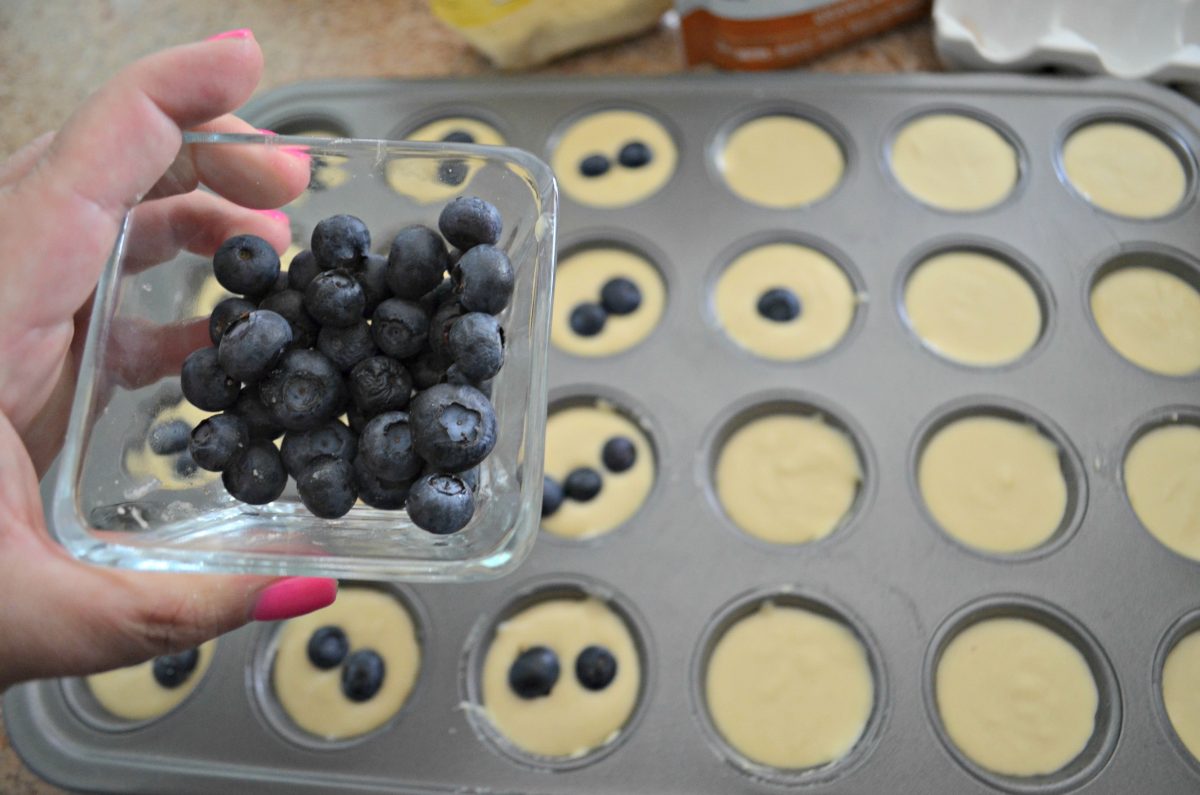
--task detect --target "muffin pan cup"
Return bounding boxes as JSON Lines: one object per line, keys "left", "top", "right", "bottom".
{"left": 8, "top": 72, "right": 1200, "bottom": 793}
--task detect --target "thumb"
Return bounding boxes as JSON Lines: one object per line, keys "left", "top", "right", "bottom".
{"left": 0, "top": 525, "right": 336, "bottom": 687}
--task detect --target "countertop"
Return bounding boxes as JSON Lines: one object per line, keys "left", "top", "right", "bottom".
{"left": 0, "top": 1, "right": 939, "bottom": 792}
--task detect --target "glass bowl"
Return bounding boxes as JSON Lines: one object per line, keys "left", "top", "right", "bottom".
{"left": 49, "top": 133, "right": 557, "bottom": 581}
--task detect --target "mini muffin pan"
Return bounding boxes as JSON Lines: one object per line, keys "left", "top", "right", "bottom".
{"left": 8, "top": 73, "right": 1200, "bottom": 793}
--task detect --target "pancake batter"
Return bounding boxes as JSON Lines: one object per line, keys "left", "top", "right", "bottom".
{"left": 481, "top": 597, "right": 640, "bottom": 758}
{"left": 714, "top": 243, "right": 856, "bottom": 361}
{"left": 386, "top": 116, "right": 506, "bottom": 204}
{"left": 936, "top": 617, "right": 1098, "bottom": 777}
{"left": 919, "top": 415, "right": 1067, "bottom": 554}
{"left": 551, "top": 247, "right": 665, "bottom": 356}
{"left": 719, "top": 115, "right": 844, "bottom": 208}
{"left": 1090, "top": 266, "right": 1200, "bottom": 376}
{"left": 891, "top": 114, "right": 1017, "bottom": 211}
{"left": 1123, "top": 423, "right": 1200, "bottom": 560}
{"left": 1062, "top": 122, "right": 1186, "bottom": 218}
{"left": 124, "top": 398, "right": 216, "bottom": 490}
{"left": 904, "top": 250, "right": 1042, "bottom": 366}
{"left": 271, "top": 587, "right": 420, "bottom": 740}
{"left": 705, "top": 602, "right": 873, "bottom": 769}
{"left": 715, "top": 413, "right": 861, "bottom": 544}
{"left": 1163, "top": 629, "right": 1200, "bottom": 762}
{"left": 542, "top": 403, "right": 655, "bottom": 539}
{"left": 86, "top": 640, "right": 216, "bottom": 721}
{"left": 550, "top": 110, "right": 677, "bottom": 208}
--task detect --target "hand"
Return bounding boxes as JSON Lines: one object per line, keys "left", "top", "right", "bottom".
{"left": 0, "top": 29, "right": 336, "bottom": 691}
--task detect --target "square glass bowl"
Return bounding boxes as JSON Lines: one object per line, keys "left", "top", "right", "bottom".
{"left": 49, "top": 132, "right": 557, "bottom": 581}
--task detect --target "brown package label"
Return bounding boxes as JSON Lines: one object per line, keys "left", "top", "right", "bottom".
{"left": 680, "top": 0, "right": 931, "bottom": 70}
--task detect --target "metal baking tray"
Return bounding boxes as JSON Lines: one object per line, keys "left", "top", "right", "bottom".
{"left": 7, "top": 72, "right": 1200, "bottom": 794}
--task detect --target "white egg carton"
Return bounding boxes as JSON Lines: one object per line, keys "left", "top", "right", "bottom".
{"left": 935, "top": 0, "right": 1200, "bottom": 87}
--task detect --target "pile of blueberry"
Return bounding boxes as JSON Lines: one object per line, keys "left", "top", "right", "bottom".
{"left": 508, "top": 644, "right": 617, "bottom": 698}
{"left": 568, "top": 276, "right": 642, "bottom": 338}
{"left": 308, "top": 626, "right": 386, "bottom": 703}
{"left": 578, "top": 140, "right": 653, "bottom": 178}
{"left": 540, "top": 435, "right": 637, "bottom": 518}
{"left": 178, "top": 196, "right": 512, "bottom": 535}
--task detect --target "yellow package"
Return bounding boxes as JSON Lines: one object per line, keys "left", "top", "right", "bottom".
{"left": 431, "top": 0, "right": 672, "bottom": 70}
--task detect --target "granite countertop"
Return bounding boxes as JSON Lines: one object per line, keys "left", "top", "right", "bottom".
{"left": 0, "top": 2, "right": 939, "bottom": 792}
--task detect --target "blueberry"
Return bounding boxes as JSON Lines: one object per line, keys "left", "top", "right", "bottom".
{"left": 564, "top": 467, "right": 602, "bottom": 501}
{"left": 356, "top": 253, "right": 392, "bottom": 316}
{"left": 371, "top": 298, "right": 430, "bottom": 359}
{"left": 306, "top": 626, "right": 349, "bottom": 670}
{"left": 349, "top": 356, "right": 412, "bottom": 416}
{"left": 441, "top": 129, "right": 475, "bottom": 144}
{"left": 190, "top": 413, "right": 249, "bottom": 471}
{"left": 542, "top": 475, "right": 564, "bottom": 517}
{"left": 569, "top": 303, "right": 607, "bottom": 337}
{"left": 358, "top": 411, "right": 422, "bottom": 482}
{"left": 418, "top": 277, "right": 455, "bottom": 313}
{"left": 438, "top": 196, "right": 502, "bottom": 251}
{"left": 438, "top": 159, "right": 468, "bottom": 187}
{"left": 579, "top": 154, "right": 610, "bottom": 177}
{"left": 428, "top": 300, "right": 466, "bottom": 362}
{"left": 405, "top": 350, "right": 449, "bottom": 390}
{"left": 600, "top": 277, "right": 642, "bottom": 316}
{"left": 386, "top": 225, "right": 449, "bottom": 300}
{"left": 305, "top": 269, "right": 365, "bottom": 328}
{"left": 347, "top": 405, "right": 369, "bottom": 435}
{"left": 174, "top": 452, "right": 198, "bottom": 478}
{"left": 409, "top": 383, "right": 497, "bottom": 472}
{"left": 341, "top": 649, "right": 386, "bottom": 702}
{"left": 213, "top": 234, "right": 281, "bottom": 297}
{"left": 181, "top": 347, "right": 239, "bottom": 411}
{"left": 353, "top": 454, "right": 413, "bottom": 509}
{"left": 756, "top": 287, "right": 801, "bottom": 323}
{"left": 448, "top": 312, "right": 505, "bottom": 382}
{"left": 601, "top": 436, "right": 637, "bottom": 473}
{"left": 258, "top": 289, "right": 319, "bottom": 349}
{"left": 232, "top": 387, "right": 284, "bottom": 441}
{"left": 508, "top": 646, "right": 559, "bottom": 699}
{"left": 281, "top": 420, "right": 357, "bottom": 477}
{"left": 297, "top": 457, "right": 358, "bottom": 519}
{"left": 222, "top": 440, "right": 288, "bottom": 505}
{"left": 445, "top": 364, "right": 493, "bottom": 398}
{"left": 209, "top": 297, "right": 256, "bottom": 344}
{"left": 317, "top": 320, "right": 378, "bottom": 372}
{"left": 148, "top": 419, "right": 191, "bottom": 455}
{"left": 259, "top": 349, "right": 347, "bottom": 431}
{"left": 452, "top": 245, "right": 514, "bottom": 315}
{"left": 269, "top": 269, "right": 291, "bottom": 294}
{"left": 575, "top": 645, "right": 618, "bottom": 690}
{"left": 311, "top": 214, "right": 370, "bottom": 271}
{"left": 287, "top": 249, "right": 321, "bottom": 292}
{"left": 406, "top": 472, "right": 474, "bottom": 534}
{"left": 617, "top": 141, "right": 652, "bottom": 169}
{"left": 218, "top": 310, "right": 293, "bottom": 383}
{"left": 152, "top": 649, "right": 200, "bottom": 689}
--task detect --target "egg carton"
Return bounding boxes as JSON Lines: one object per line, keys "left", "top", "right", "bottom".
{"left": 935, "top": 0, "right": 1200, "bottom": 87}
{"left": 6, "top": 72, "right": 1200, "bottom": 794}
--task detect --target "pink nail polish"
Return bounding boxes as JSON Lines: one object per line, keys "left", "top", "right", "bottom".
{"left": 254, "top": 208, "right": 289, "bottom": 223}
{"left": 206, "top": 28, "right": 253, "bottom": 42}
{"left": 251, "top": 577, "right": 337, "bottom": 621}
{"left": 256, "top": 128, "right": 276, "bottom": 136}
{"left": 280, "top": 146, "right": 311, "bottom": 165}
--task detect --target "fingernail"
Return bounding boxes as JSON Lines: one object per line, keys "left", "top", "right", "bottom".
{"left": 251, "top": 577, "right": 337, "bottom": 621}
{"left": 280, "top": 146, "right": 311, "bottom": 165}
{"left": 206, "top": 28, "right": 253, "bottom": 42}
{"left": 254, "top": 208, "right": 289, "bottom": 223}
{"left": 256, "top": 128, "right": 276, "bottom": 136}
